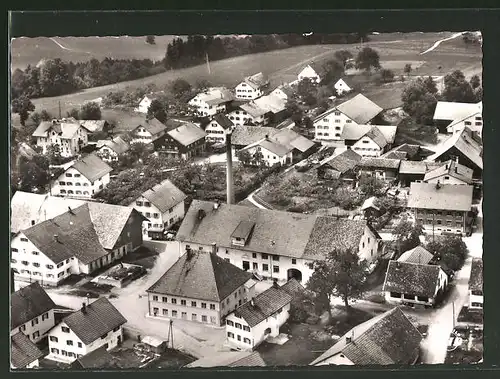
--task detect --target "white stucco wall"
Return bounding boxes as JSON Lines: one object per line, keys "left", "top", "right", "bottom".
{"left": 351, "top": 137, "right": 384, "bottom": 157}
{"left": 314, "top": 352, "right": 355, "bottom": 366}
{"left": 447, "top": 113, "right": 483, "bottom": 136}
{"left": 36, "top": 127, "right": 88, "bottom": 158}
{"left": 51, "top": 167, "right": 110, "bottom": 199}
{"left": 131, "top": 196, "right": 184, "bottom": 233}
{"left": 205, "top": 121, "right": 227, "bottom": 144}
{"left": 10, "top": 308, "right": 56, "bottom": 343}
{"left": 314, "top": 110, "right": 357, "bottom": 141}
{"left": 334, "top": 79, "right": 352, "bottom": 95}
{"left": 234, "top": 82, "right": 263, "bottom": 100}
{"left": 227, "top": 110, "right": 265, "bottom": 126}
{"left": 242, "top": 145, "right": 291, "bottom": 167}
{"left": 424, "top": 174, "right": 468, "bottom": 185}
{"left": 297, "top": 66, "right": 321, "bottom": 84}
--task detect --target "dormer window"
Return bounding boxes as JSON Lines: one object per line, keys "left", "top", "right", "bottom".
{"left": 231, "top": 221, "right": 256, "bottom": 247}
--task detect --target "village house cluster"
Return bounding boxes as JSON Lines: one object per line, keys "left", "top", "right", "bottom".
{"left": 11, "top": 45, "right": 483, "bottom": 369}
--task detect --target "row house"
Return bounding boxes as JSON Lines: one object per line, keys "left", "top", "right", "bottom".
{"left": 11, "top": 203, "right": 145, "bottom": 286}
{"left": 129, "top": 178, "right": 187, "bottom": 239}
{"left": 10, "top": 282, "right": 57, "bottom": 343}
{"left": 310, "top": 307, "right": 422, "bottom": 366}
{"left": 407, "top": 182, "right": 474, "bottom": 235}
{"left": 51, "top": 154, "right": 112, "bottom": 199}
{"left": 155, "top": 122, "right": 206, "bottom": 159}
{"left": 314, "top": 94, "right": 383, "bottom": 143}
{"left": 175, "top": 200, "right": 381, "bottom": 285}
{"left": 188, "top": 87, "right": 234, "bottom": 117}
{"left": 234, "top": 72, "right": 269, "bottom": 100}
{"left": 33, "top": 118, "right": 90, "bottom": 157}
{"left": 47, "top": 298, "right": 126, "bottom": 364}
{"left": 146, "top": 249, "right": 256, "bottom": 326}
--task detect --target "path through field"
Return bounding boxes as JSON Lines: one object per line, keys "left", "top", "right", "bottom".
{"left": 420, "top": 32, "right": 465, "bottom": 55}
{"left": 49, "top": 37, "right": 91, "bottom": 55}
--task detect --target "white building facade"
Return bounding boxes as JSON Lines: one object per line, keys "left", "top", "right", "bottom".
{"left": 297, "top": 65, "right": 321, "bottom": 84}
{"left": 227, "top": 109, "right": 266, "bottom": 126}
{"left": 51, "top": 167, "right": 110, "bottom": 199}
{"left": 314, "top": 111, "right": 356, "bottom": 142}
{"left": 446, "top": 112, "right": 483, "bottom": 136}
{"left": 351, "top": 136, "right": 384, "bottom": 157}
{"left": 36, "top": 125, "right": 89, "bottom": 158}
{"left": 132, "top": 196, "right": 185, "bottom": 235}
{"left": 242, "top": 145, "right": 292, "bottom": 167}
{"left": 10, "top": 308, "right": 56, "bottom": 343}
{"left": 234, "top": 82, "right": 264, "bottom": 100}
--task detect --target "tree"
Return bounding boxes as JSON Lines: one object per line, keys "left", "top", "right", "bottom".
{"left": 404, "top": 63, "right": 412, "bottom": 76}
{"left": 401, "top": 78, "right": 438, "bottom": 124}
{"left": 358, "top": 173, "right": 385, "bottom": 197}
{"left": 355, "top": 47, "right": 381, "bottom": 72}
{"left": 146, "top": 99, "right": 168, "bottom": 123}
{"left": 12, "top": 95, "right": 35, "bottom": 126}
{"left": 474, "top": 87, "right": 483, "bottom": 102}
{"left": 79, "top": 102, "right": 102, "bottom": 120}
{"left": 236, "top": 150, "right": 252, "bottom": 166}
{"left": 39, "top": 58, "right": 74, "bottom": 97}
{"left": 30, "top": 112, "right": 41, "bottom": 126}
{"left": 426, "top": 235, "right": 468, "bottom": 271}
{"left": 470, "top": 74, "right": 481, "bottom": 89}
{"left": 46, "top": 144, "right": 63, "bottom": 165}
{"left": 380, "top": 68, "right": 395, "bottom": 83}
{"left": 170, "top": 78, "right": 192, "bottom": 101}
{"left": 40, "top": 109, "right": 52, "bottom": 121}
{"left": 285, "top": 98, "right": 303, "bottom": 126}
{"left": 146, "top": 35, "right": 156, "bottom": 45}
{"left": 297, "top": 78, "right": 318, "bottom": 106}
{"left": 334, "top": 50, "right": 353, "bottom": 67}
{"left": 195, "top": 79, "right": 212, "bottom": 92}
{"left": 18, "top": 155, "right": 50, "bottom": 193}
{"left": 66, "top": 108, "right": 80, "bottom": 119}
{"left": 442, "top": 70, "right": 476, "bottom": 103}
{"left": 321, "top": 59, "right": 344, "bottom": 85}
{"left": 392, "top": 219, "right": 424, "bottom": 256}
{"left": 307, "top": 248, "right": 369, "bottom": 311}
{"left": 423, "top": 75, "right": 438, "bottom": 94}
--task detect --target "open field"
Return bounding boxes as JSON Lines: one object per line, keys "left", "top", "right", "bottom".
{"left": 21, "top": 32, "right": 482, "bottom": 119}
{"left": 11, "top": 36, "right": 176, "bottom": 70}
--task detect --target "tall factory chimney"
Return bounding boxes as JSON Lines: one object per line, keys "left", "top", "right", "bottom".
{"left": 226, "top": 131, "right": 235, "bottom": 204}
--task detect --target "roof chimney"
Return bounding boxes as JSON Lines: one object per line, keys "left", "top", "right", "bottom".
{"left": 250, "top": 298, "right": 255, "bottom": 307}
{"left": 272, "top": 278, "right": 279, "bottom": 288}
{"left": 435, "top": 180, "right": 441, "bottom": 190}
{"left": 82, "top": 302, "right": 87, "bottom": 314}
{"left": 53, "top": 234, "right": 59, "bottom": 242}
{"left": 211, "top": 242, "right": 217, "bottom": 255}
{"left": 346, "top": 331, "right": 354, "bottom": 344}
{"left": 226, "top": 131, "right": 235, "bottom": 205}
{"left": 68, "top": 206, "right": 74, "bottom": 214}
{"left": 455, "top": 166, "right": 458, "bottom": 174}
{"left": 197, "top": 209, "right": 206, "bottom": 220}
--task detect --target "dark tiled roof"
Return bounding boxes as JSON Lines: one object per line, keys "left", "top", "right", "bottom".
{"left": 307, "top": 62, "right": 328, "bottom": 78}
{"left": 63, "top": 297, "right": 127, "bottom": 345}
{"left": 423, "top": 160, "right": 473, "bottom": 184}
{"left": 399, "top": 160, "right": 444, "bottom": 175}
{"left": 96, "top": 136, "right": 130, "bottom": 154}
{"left": 280, "top": 278, "right": 306, "bottom": 297}
{"left": 469, "top": 258, "right": 483, "bottom": 292}
{"left": 137, "top": 117, "right": 167, "bottom": 136}
{"left": 381, "top": 151, "right": 408, "bottom": 160}
{"left": 397, "top": 246, "right": 434, "bottom": 265}
{"left": 73, "top": 345, "right": 116, "bottom": 369}
{"left": 231, "top": 221, "right": 256, "bottom": 240}
{"left": 147, "top": 251, "right": 252, "bottom": 302}
{"left": 365, "top": 127, "right": 389, "bottom": 149}
{"left": 22, "top": 204, "right": 111, "bottom": 265}
{"left": 71, "top": 154, "right": 112, "bottom": 182}
{"left": 11, "top": 282, "right": 56, "bottom": 329}
{"left": 358, "top": 157, "right": 401, "bottom": 170}
{"left": 231, "top": 126, "right": 278, "bottom": 146}
{"left": 11, "top": 332, "right": 44, "bottom": 368}
{"left": 302, "top": 218, "right": 369, "bottom": 260}
{"left": 186, "top": 351, "right": 266, "bottom": 368}
{"left": 167, "top": 122, "right": 206, "bottom": 147}
{"left": 258, "top": 139, "right": 293, "bottom": 157}
{"left": 321, "top": 149, "right": 362, "bottom": 174}
{"left": 244, "top": 72, "right": 269, "bottom": 89}
{"left": 212, "top": 114, "right": 234, "bottom": 129}
{"left": 383, "top": 261, "right": 442, "bottom": 298}
{"left": 138, "top": 179, "right": 187, "bottom": 214}
{"left": 336, "top": 94, "right": 383, "bottom": 124}
{"left": 407, "top": 182, "right": 473, "bottom": 211}
{"left": 234, "top": 285, "right": 292, "bottom": 327}
{"left": 311, "top": 307, "right": 422, "bottom": 365}
{"left": 270, "top": 128, "right": 315, "bottom": 153}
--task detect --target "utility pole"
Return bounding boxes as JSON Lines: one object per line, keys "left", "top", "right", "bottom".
{"left": 432, "top": 212, "right": 435, "bottom": 243}
{"left": 168, "top": 319, "right": 174, "bottom": 349}
{"left": 58, "top": 101, "right": 62, "bottom": 119}
{"left": 206, "top": 52, "right": 211, "bottom": 75}
{"left": 452, "top": 301, "right": 455, "bottom": 329}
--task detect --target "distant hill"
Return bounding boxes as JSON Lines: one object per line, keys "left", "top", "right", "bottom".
{"left": 11, "top": 36, "right": 177, "bottom": 70}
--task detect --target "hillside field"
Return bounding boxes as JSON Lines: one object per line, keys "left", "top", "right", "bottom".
{"left": 13, "top": 32, "right": 481, "bottom": 125}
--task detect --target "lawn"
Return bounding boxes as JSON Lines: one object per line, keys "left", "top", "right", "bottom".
{"left": 444, "top": 328, "right": 483, "bottom": 364}
{"left": 11, "top": 36, "right": 176, "bottom": 70}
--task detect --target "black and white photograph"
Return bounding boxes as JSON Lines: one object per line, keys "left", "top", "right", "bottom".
{"left": 10, "top": 26, "right": 483, "bottom": 369}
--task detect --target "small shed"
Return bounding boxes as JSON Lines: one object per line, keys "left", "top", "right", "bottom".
{"left": 361, "top": 196, "right": 381, "bottom": 219}
{"left": 141, "top": 336, "right": 166, "bottom": 354}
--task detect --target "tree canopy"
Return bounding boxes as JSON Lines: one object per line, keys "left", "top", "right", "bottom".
{"left": 12, "top": 95, "right": 35, "bottom": 126}
{"left": 392, "top": 218, "right": 424, "bottom": 257}
{"left": 146, "top": 99, "right": 168, "bottom": 123}
{"left": 401, "top": 77, "right": 438, "bottom": 124}
{"left": 355, "top": 47, "right": 381, "bottom": 72}
{"left": 146, "top": 35, "right": 156, "bottom": 45}
{"left": 442, "top": 70, "right": 476, "bottom": 103}
{"left": 79, "top": 102, "right": 102, "bottom": 120}
{"left": 426, "top": 235, "right": 468, "bottom": 272}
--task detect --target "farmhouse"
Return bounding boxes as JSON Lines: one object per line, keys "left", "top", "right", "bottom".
{"left": 357, "top": 157, "right": 401, "bottom": 182}
{"left": 310, "top": 307, "right": 422, "bottom": 366}
{"left": 80, "top": 120, "right": 110, "bottom": 135}
{"left": 11, "top": 202, "right": 145, "bottom": 285}
{"left": 469, "top": 258, "right": 483, "bottom": 311}
{"left": 381, "top": 143, "right": 435, "bottom": 161}
{"left": 50, "top": 154, "right": 112, "bottom": 199}
{"left": 146, "top": 249, "right": 255, "bottom": 327}
{"left": 432, "top": 101, "right": 482, "bottom": 133}
{"left": 270, "top": 128, "right": 316, "bottom": 161}
{"left": 317, "top": 149, "right": 362, "bottom": 181}
{"left": 427, "top": 127, "right": 483, "bottom": 179}
{"left": 231, "top": 126, "right": 279, "bottom": 151}
{"left": 11, "top": 332, "right": 44, "bottom": 369}
{"left": 156, "top": 122, "right": 206, "bottom": 159}
{"left": 47, "top": 298, "right": 127, "bottom": 364}
{"left": 398, "top": 161, "right": 445, "bottom": 187}
{"left": 270, "top": 84, "right": 294, "bottom": 101}
{"left": 185, "top": 351, "right": 266, "bottom": 368}
{"left": 33, "top": 118, "right": 90, "bottom": 157}
{"left": 11, "top": 282, "right": 57, "bottom": 343}
{"left": 341, "top": 124, "right": 397, "bottom": 157}
{"left": 253, "top": 94, "right": 288, "bottom": 123}
{"left": 423, "top": 159, "right": 473, "bottom": 185}
{"left": 10, "top": 191, "right": 86, "bottom": 233}
{"left": 407, "top": 182, "right": 473, "bottom": 235}
{"left": 225, "top": 280, "right": 294, "bottom": 351}
{"left": 130, "top": 118, "right": 167, "bottom": 144}
{"left": 239, "top": 137, "right": 293, "bottom": 167}
{"left": 188, "top": 87, "right": 234, "bottom": 117}
{"left": 397, "top": 246, "right": 434, "bottom": 265}
{"left": 227, "top": 102, "right": 268, "bottom": 126}
{"left": 203, "top": 114, "right": 234, "bottom": 144}
{"left": 175, "top": 200, "right": 381, "bottom": 284}
{"left": 383, "top": 260, "right": 448, "bottom": 307}
{"left": 134, "top": 91, "right": 166, "bottom": 114}
{"left": 314, "top": 94, "right": 383, "bottom": 143}
{"left": 129, "top": 178, "right": 187, "bottom": 238}
{"left": 334, "top": 78, "right": 353, "bottom": 95}
{"left": 297, "top": 62, "right": 326, "bottom": 84}
{"left": 234, "top": 72, "right": 270, "bottom": 100}
{"left": 95, "top": 136, "right": 130, "bottom": 162}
